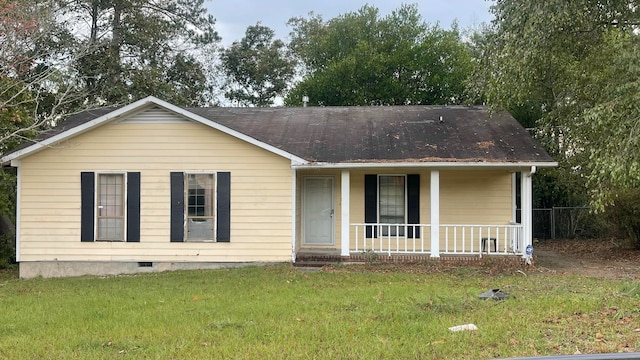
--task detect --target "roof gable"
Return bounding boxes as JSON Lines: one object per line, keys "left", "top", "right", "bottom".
{"left": 1, "top": 97, "right": 307, "bottom": 165}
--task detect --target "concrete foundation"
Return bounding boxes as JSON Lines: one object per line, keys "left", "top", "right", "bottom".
{"left": 19, "top": 261, "right": 277, "bottom": 278}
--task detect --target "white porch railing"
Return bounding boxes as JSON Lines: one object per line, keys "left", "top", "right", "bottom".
{"left": 350, "top": 223, "right": 524, "bottom": 256}
{"left": 439, "top": 224, "right": 524, "bottom": 255}
{"left": 352, "top": 223, "right": 432, "bottom": 255}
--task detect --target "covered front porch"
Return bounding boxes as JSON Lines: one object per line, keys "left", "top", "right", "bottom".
{"left": 293, "top": 167, "right": 535, "bottom": 260}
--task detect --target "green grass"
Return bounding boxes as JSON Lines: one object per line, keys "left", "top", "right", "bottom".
{"left": 0, "top": 264, "right": 638, "bottom": 359}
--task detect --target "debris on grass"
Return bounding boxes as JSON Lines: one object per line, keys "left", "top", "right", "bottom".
{"left": 479, "top": 288, "right": 510, "bottom": 300}
{"left": 448, "top": 323, "right": 478, "bottom": 332}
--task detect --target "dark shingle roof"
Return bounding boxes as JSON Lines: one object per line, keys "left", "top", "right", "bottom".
{"left": 8, "top": 104, "right": 555, "bottom": 164}
{"left": 187, "top": 106, "right": 553, "bottom": 163}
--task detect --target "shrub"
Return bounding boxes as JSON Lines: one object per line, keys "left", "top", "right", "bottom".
{"left": 604, "top": 188, "right": 640, "bottom": 249}
{"left": 0, "top": 233, "right": 15, "bottom": 269}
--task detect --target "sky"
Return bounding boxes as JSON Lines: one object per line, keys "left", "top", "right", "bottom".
{"left": 206, "top": 1, "right": 495, "bottom": 46}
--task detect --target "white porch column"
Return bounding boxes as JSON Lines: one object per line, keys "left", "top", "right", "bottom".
{"left": 511, "top": 173, "right": 517, "bottom": 223}
{"left": 430, "top": 170, "right": 440, "bottom": 258}
{"left": 521, "top": 169, "right": 533, "bottom": 255}
{"left": 340, "top": 170, "right": 351, "bottom": 256}
{"left": 291, "top": 169, "right": 297, "bottom": 263}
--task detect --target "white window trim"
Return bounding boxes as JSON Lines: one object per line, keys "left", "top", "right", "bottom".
{"left": 95, "top": 171, "right": 127, "bottom": 242}
{"left": 184, "top": 172, "right": 218, "bottom": 242}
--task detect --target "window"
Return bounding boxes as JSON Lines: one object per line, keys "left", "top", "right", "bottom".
{"left": 170, "top": 172, "right": 230, "bottom": 243}
{"left": 97, "top": 174, "right": 125, "bottom": 240}
{"left": 186, "top": 173, "right": 215, "bottom": 241}
{"left": 364, "top": 174, "right": 419, "bottom": 239}
{"left": 81, "top": 172, "right": 140, "bottom": 243}
{"left": 379, "top": 175, "right": 406, "bottom": 236}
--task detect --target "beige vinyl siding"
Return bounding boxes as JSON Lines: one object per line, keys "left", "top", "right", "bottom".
{"left": 439, "top": 170, "right": 512, "bottom": 252}
{"left": 18, "top": 111, "right": 293, "bottom": 263}
{"left": 440, "top": 170, "right": 512, "bottom": 224}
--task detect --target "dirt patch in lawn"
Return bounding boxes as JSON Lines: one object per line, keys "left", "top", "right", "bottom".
{"left": 321, "top": 238, "right": 640, "bottom": 279}
{"left": 533, "top": 238, "right": 640, "bottom": 279}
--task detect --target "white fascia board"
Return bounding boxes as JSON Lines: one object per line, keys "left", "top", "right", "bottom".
{"left": 1, "top": 96, "right": 309, "bottom": 166}
{"left": 292, "top": 161, "right": 558, "bottom": 170}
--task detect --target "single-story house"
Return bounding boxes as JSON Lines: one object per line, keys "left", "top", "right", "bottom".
{"left": 0, "top": 96, "right": 556, "bottom": 278}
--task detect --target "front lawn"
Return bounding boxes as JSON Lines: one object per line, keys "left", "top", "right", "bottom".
{"left": 0, "top": 264, "right": 638, "bottom": 359}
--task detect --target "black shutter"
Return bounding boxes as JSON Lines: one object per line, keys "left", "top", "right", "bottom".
{"left": 127, "top": 172, "right": 141, "bottom": 242}
{"left": 216, "top": 172, "right": 231, "bottom": 242}
{"left": 364, "top": 174, "right": 377, "bottom": 238}
{"left": 170, "top": 172, "right": 184, "bottom": 242}
{"left": 80, "top": 172, "right": 95, "bottom": 242}
{"left": 407, "top": 174, "right": 420, "bottom": 238}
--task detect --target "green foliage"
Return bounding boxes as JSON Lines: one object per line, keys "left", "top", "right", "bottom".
{"left": 0, "top": 233, "right": 15, "bottom": 268}
{"left": 473, "top": 0, "right": 640, "bottom": 209}
{"left": 619, "top": 281, "right": 640, "bottom": 298}
{"left": 0, "top": 266, "right": 638, "bottom": 358}
{"left": 581, "top": 33, "right": 640, "bottom": 207}
{"left": 0, "top": 0, "right": 58, "bottom": 152}
{"left": 603, "top": 188, "right": 640, "bottom": 249}
{"left": 0, "top": 77, "right": 36, "bottom": 154}
{"left": 219, "top": 23, "right": 296, "bottom": 106}
{"left": 285, "top": 5, "right": 472, "bottom": 106}
{"left": 533, "top": 168, "right": 588, "bottom": 209}
{"left": 63, "top": 0, "right": 219, "bottom": 106}
{"left": 0, "top": 170, "right": 16, "bottom": 268}
{"left": 0, "top": 170, "right": 15, "bottom": 221}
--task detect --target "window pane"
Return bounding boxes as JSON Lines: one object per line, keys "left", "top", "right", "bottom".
{"left": 188, "top": 174, "right": 214, "bottom": 217}
{"left": 97, "top": 174, "right": 124, "bottom": 240}
{"left": 379, "top": 176, "right": 405, "bottom": 219}
{"left": 187, "top": 218, "right": 214, "bottom": 240}
{"left": 379, "top": 176, "right": 405, "bottom": 236}
{"left": 186, "top": 174, "right": 215, "bottom": 240}
{"left": 99, "top": 174, "right": 123, "bottom": 216}
{"left": 98, "top": 218, "right": 124, "bottom": 240}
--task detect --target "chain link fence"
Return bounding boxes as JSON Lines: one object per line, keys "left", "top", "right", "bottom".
{"left": 519, "top": 207, "right": 605, "bottom": 239}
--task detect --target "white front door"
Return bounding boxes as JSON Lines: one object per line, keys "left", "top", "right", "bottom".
{"left": 303, "top": 177, "right": 334, "bottom": 245}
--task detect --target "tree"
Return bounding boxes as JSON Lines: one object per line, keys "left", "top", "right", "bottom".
{"left": 0, "top": 0, "right": 57, "bottom": 265}
{"left": 219, "top": 23, "right": 296, "bottom": 106}
{"left": 472, "top": 0, "right": 640, "bottom": 210}
{"left": 285, "top": 5, "right": 472, "bottom": 106}
{"left": 0, "top": 0, "right": 85, "bottom": 153}
{"left": 62, "top": 0, "right": 219, "bottom": 106}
